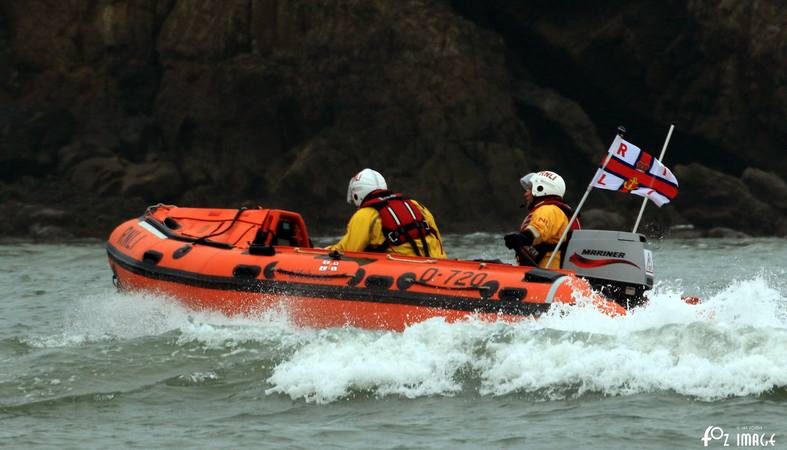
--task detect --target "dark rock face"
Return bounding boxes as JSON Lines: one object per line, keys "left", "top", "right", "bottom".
{"left": 743, "top": 168, "right": 787, "bottom": 212}
{"left": 675, "top": 163, "right": 783, "bottom": 236}
{"left": 1, "top": 0, "right": 785, "bottom": 239}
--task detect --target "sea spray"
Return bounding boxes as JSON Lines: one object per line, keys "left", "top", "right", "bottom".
{"left": 2, "top": 239, "right": 786, "bottom": 448}
{"left": 265, "top": 275, "right": 787, "bottom": 403}
{"left": 18, "top": 273, "right": 787, "bottom": 404}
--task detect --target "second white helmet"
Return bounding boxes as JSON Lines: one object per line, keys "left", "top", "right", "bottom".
{"left": 528, "top": 171, "right": 565, "bottom": 197}
{"left": 520, "top": 173, "right": 536, "bottom": 190}
{"left": 347, "top": 168, "right": 387, "bottom": 206}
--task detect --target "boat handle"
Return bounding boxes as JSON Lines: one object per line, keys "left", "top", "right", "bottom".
{"left": 294, "top": 248, "right": 343, "bottom": 260}
{"left": 275, "top": 268, "right": 354, "bottom": 279}
{"left": 294, "top": 247, "right": 329, "bottom": 255}
{"left": 386, "top": 254, "right": 438, "bottom": 264}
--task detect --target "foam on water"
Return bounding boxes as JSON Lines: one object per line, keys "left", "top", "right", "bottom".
{"left": 25, "top": 290, "right": 312, "bottom": 351}
{"left": 265, "top": 274, "right": 787, "bottom": 403}
{"left": 23, "top": 274, "right": 787, "bottom": 405}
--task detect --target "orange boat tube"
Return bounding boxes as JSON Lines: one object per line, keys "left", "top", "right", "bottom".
{"left": 106, "top": 205, "right": 625, "bottom": 331}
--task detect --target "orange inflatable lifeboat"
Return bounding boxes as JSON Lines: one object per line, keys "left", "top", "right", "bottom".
{"left": 106, "top": 205, "right": 625, "bottom": 330}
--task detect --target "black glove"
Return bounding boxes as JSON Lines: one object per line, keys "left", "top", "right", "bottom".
{"left": 504, "top": 232, "right": 529, "bottom": 249}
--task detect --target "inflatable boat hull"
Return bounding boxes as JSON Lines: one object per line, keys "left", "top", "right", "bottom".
{"left": 106, "top": 206, "right": 625, "bottom": 330}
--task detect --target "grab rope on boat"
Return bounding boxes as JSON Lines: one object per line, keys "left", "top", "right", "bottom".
{"left": 193, "top": 207, "right": 247, "bottom": 244}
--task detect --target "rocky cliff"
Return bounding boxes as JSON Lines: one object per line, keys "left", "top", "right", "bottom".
{"left": 1, "top": 0, "right": 785, "bottom": 239}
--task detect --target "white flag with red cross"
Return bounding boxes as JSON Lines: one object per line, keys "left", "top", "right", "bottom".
{"left": 591, "top": 135, "right": 679, "bottom": 206}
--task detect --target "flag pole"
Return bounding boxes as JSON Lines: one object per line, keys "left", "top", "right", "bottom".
{"left": 545, "top": 126, "right": 626, "bottom": 269}
{"left": 631, "top": 124, "right": 675, "bottom": 233}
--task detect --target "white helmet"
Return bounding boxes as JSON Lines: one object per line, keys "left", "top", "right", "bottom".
{"left": 528, "top": 170, "right": 565, "bottom": 197}
{"left": 519, "top": 173, "right": 536, "bottom": 190}
{"left": 347, "top": 168, "right": 387, "bottom": 206}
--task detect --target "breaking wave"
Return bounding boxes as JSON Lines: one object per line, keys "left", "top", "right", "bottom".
{"left": 22, "top": 275, "right": 787, "bottom": 405}
{"left": 265, "top": 274, "right": 787, "bottom": 403}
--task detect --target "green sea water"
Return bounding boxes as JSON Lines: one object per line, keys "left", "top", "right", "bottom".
{"left": 1, "top": 236, "right": 786, "bottom": 449}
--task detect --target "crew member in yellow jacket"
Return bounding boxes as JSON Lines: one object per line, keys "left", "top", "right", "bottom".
{"left": 503, "top": 171, "right": 580, "bottom": 269}
{"left": 328, "top": 168, "right": 446, "bottom": 258}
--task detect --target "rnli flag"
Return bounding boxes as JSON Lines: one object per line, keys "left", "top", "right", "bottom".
{"left": 591, "top": 135, "right": 679, "bottom": 206}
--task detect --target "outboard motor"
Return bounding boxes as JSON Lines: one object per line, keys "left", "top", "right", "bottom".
{"left": 562, "top": 230, "right": 654, "bottom": 308}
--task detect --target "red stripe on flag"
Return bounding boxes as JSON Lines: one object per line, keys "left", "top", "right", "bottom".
{"left": 636, "top": 151, "right": 652, "bottom": 171}
{"left": 605, "top": 159, "right": 678, "bottom": 198}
